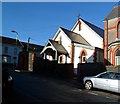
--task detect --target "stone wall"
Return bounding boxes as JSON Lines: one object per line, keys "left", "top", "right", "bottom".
{"left": 106, "top": 65, "right": 120, "bottom": 71}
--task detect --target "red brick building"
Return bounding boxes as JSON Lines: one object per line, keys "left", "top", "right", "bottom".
{"left": 104, "top": 5, "right": 120, "bottom": 65}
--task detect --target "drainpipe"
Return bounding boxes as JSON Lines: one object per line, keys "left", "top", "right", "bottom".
{"left": 106, "top": 19, "right": 108, "bottom": 65}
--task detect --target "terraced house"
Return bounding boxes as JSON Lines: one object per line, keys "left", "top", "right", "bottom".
{"left": 1, "top": 36, "right": 43, "bottom": 70}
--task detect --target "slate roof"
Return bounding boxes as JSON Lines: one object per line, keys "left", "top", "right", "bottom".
{"left": 81, "top": 18, "right": 104, "bottom": 38}
{"left": 60, "top": 27, "right": 91, "bottom": 46}
{"left": 104, "top": 6, "right": 120, "bottom": 20}
{"left": 1, "top": 36, "right": 22, "bottom": 46}
{"left": 1, "top": 36, "right": 43, "bottom": 51}
{"left": 49, "top": 39, "right": 68, "bottom": 54}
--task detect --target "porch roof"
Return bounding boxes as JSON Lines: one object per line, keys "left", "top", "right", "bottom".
{"left": 49, "top": 39, "right": 68, "bottom": 55}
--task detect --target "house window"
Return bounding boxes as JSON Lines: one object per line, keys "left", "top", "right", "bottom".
{"left": 14, "top": 48, "right": 17, "bottom": 55}
{"left": 115, "top": 49, "right": 120, "bottom": 65}
{"left": 4, "top": 47, "right": 8, "bottom": 54}
{"left": 78, "top": 21, "right": 81, "bottom": 31}
{"left": 58, "top": 55, "right": 63, "bottom": 63}
{"left": 2, "top": 56, "right": 11, "bottom": 63}
{"left": 81, "top": 52, "right": 86, "bottom": 63}
{"left": 118, "top": 23, "right": 120, "bottom": 39}
{"left": 3, "top": 56, "right": 7, "bottom": 63}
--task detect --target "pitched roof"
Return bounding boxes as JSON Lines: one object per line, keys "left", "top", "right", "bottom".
{"left": 49, "top": 39, "right": 68, "bottom": 54}
{"left": 81, "top": 19, "right": 104, "bottom": 38}
{"left": 60, "top": 27, "right": 91, "bottom": 46}
{"left": 104, "top": 6, "right": 120, "bottom": 20}
{"left": 1, "top": 36, "right": 43, "bottom": 51}
{"left": 1, "top": 36, "right": 22, "bottom": 47}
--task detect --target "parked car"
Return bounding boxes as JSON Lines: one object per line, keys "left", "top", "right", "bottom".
{"left": 83, "top": 71, "right": 120, "bottom": 93}
{"left": 2, "top": 69, "right": 13, "bottom": 89}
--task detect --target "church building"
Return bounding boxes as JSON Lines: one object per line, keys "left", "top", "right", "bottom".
{"left": 104, "top": 5, "right": 120, "bottom": 65}
{"left": 41, "top": 17, "right": 104, "bottom": 70}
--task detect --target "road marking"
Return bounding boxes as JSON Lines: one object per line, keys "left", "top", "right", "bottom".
{"left": 72, "top": 89, "right": 82, "bottom": 92}
{"left": 88, "top": 92, "right": 98, "bottom": 96}
{"left": 78, "top": 89, "right": 82, "bottom": 91}
{"left": 106, "top": 96, "right": 111, "bottom": 99}
{"left": 15, "top": 70, "right": 20, "bottom": 72}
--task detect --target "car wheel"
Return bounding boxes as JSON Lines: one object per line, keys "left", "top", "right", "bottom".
{"left": 85, "top": 81, "right": 93, "bottom": 90}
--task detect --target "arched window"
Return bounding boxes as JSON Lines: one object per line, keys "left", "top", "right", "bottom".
{"left": 118, "top": 23, "right": 120, "bottom": 39}
{"left": 116, "top": 49, "right": 120, "bottom": 56}
{"left": 58, "top": 55, "right": 63, "bottom": 63}
{"left": 115, "top": 49, "right": 120, "bottom": 65}
{"left": 81, "top": 52, "right": 86, "bottom": 63}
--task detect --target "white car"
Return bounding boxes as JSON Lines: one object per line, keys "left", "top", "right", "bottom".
{"left": 83, "top": 71, "right": 120, "bottom": 93}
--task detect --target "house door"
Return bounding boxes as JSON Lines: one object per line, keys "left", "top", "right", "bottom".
{"left": 115, "top": 49, "right": 120, "bottom": 65}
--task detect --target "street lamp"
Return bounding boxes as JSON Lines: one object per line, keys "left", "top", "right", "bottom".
{"left": 11, "top": 30, "right": 18, "bottom": 47}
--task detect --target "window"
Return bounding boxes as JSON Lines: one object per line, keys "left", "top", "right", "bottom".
{"left": 116, "top": 49, "right": 120, "bottom": 56}
{"left": 2, "top": 56, "right": 11, "bottom": 63}
{"left": 58, "top": 55, "right": 63, "bottom": 63}
{"left": 118, "top": 23, "right": 120, "bottom": 39}
{"left": 4, "top": 47, "right": 8, "bottom": 54}
{"left": 99, "top": 72, "right": 114, "bottom": 79}
{"left": 3, "top": 56, "right": 7, "bottom": 63}
{"left": 13, "top": 57, "right": 16, "bottom": 63}
{"left": 14, "top": 48, "right": 17, "bottom": 55}
{"left": 113, "top": 73, "right": 120, "bottom": 80}
{"left": 81, "top": 52, "right": 86, "bottom": 63}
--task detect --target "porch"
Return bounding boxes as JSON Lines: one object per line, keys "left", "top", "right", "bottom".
{"left": 40, "top": 40, "right": 68, "bottom": 63}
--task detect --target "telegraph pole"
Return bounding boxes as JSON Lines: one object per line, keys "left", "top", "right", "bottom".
{"left": 27, "top": 37, "right": 30, "bottom": 51}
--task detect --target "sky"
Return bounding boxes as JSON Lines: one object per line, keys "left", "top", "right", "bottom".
{"left": 2, "top": 2, "right": 118, "bottom": 46}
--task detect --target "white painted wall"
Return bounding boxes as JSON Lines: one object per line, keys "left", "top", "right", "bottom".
{"left": 74, "top": 44, "right": 95, "bottom": 68}
{"left": 54, "top": 29, "right": 72, "bottom": 63}
{"left": 72, "top": 20, "right": 103, "bottom": 49}
{"left": 2, "top": 43, "right": 22, "bottom": 65}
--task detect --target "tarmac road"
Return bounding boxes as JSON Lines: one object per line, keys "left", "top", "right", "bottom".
{"left": 2, "top": 70, "right": 120, "bottom": 103}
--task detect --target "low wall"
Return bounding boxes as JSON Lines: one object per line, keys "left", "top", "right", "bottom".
{"left": 77, "top": 62, "right": 106, "bottom": 82}
{"left": 106, "top": 65, "right": 120, "bottom": 71}
{"left": 33, "top": 59, "right": 74, "bottom": 80}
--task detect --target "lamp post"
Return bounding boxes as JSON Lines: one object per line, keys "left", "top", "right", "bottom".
{"left": 11, "top": 30, "right": 18, "bottom": 47}
{"left": 11, "top": 30, "right": 19, "bottom": 69}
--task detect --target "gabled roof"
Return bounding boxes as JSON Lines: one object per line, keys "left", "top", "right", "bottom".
{"left": 49, "top": 39, "right": 68, "bottom": 54}
{"left": 104, "top": 6, "right": 120, "bottom": 21}
{"left": 60, "top": 27, "right": 91, "bottom": 46}
{"left": 81, "top": 19, "right": 104, "bottom": 38}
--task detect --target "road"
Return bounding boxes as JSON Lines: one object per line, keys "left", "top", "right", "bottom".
{"left": 2, "top": 70, "right": 120, "bottom": 103}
